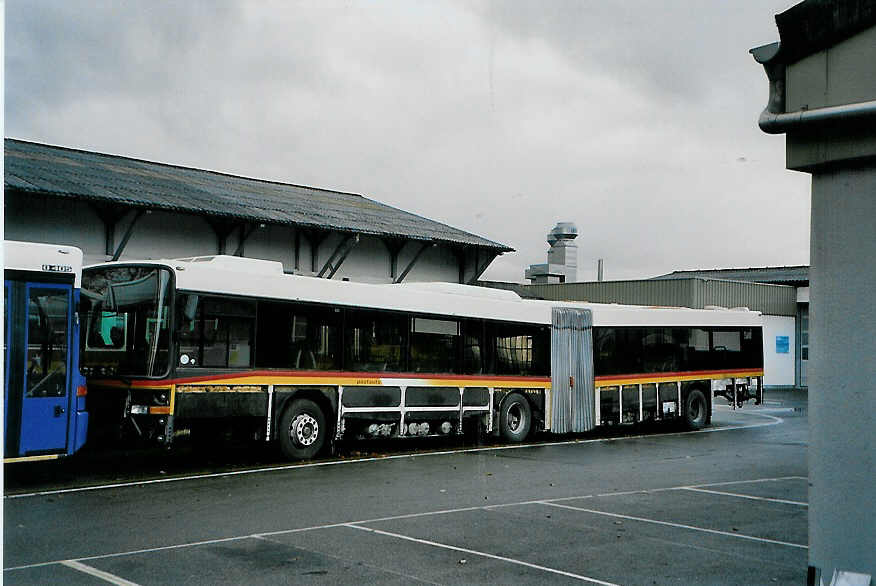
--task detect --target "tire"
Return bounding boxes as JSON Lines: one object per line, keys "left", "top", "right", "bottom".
{"left": 278, "top": 399, "right": 327, "bottom": 460}
{"left": 683, "top": 389, "right": 708, "bottom": 430}
{"left": 499, "top": 392, "right": 532, "bottom": 442}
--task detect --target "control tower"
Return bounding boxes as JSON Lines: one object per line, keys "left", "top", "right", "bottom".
{"left": 525, "top": 222, "right": 578, "bottom": 284}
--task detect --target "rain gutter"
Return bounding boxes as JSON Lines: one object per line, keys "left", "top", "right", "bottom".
{"left": 750, "top": 42, "right": 876, "bottom": 134}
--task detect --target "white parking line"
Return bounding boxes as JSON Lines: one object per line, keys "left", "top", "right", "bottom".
{"left": 691, "top": 475, "right": 806, "bottom": 488}
{"left": 540, "top": 502, "right": 808, "bottom": 549}
{"left": 4, "top": 474, "right": 807, "bottom": 573}
{"left": 346, "top": 524, "right": 619, "bottom": 585}
{"left": 5, "top": 412, "right": 784, "bottom": 500}
{"left": 681, "top": 487, "right": 808, "bottom": 506}
{"left": 60, "top": 560, "right": 141, "bottom": 586}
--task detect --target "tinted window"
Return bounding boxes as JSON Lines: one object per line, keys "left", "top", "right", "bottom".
{"left": 487, "top": 322, "right": 549, "bottom": 375}
{"left": 346, "top": 310, "right": 405, "bottom": 372}
{"left": 462, "top": 320, "right": 484, "bottom": 374}
{"left": 255, "top": 301, "right": 340, "bottom": 370}
{"left": 176, "top": 295, "right": 255, "bottom": 368}
{"left": 410, "top": 318, "right": 459, "bottom": 373}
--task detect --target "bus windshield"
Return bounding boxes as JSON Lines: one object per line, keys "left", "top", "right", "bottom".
{"left": 80, "top": 266, "right": 172, "bottom": 377}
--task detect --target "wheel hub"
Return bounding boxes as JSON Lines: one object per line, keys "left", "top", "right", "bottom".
{"left": 291, "top": 413, "right": 319, "bottom": 447}
{"left": 508, "top": 405, "right": 522, "bottom": 432}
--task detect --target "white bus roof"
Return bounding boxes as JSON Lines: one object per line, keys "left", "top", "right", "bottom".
{"left": 4, "top": 241, "right": 83, "bottom": 287}
{"left": 85, "top": 255, "right": 762, "bottom": 328}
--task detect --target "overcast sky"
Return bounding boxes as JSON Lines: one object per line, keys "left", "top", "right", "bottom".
{"left": 5, "top": 0, "right": 810, "bottom": 282}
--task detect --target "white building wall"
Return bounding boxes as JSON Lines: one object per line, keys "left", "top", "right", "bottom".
{"left": 761, "top": 314, "right": 796, "bottom": 387}
{"left": 121, "top": 211, "right": 217, "bottom": 261}
{"left": 5, "top": 191, "right": 482, "bottom": 283}
{"left": 239, "top": 223, "right": 297, "bottom": 269}
{"left": 404, "top": 244, "right": 462, "bottom": 283}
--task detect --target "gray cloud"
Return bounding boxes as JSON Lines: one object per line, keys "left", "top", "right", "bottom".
{"left": 5, "top": 0, "right": 808, "bottom": 282}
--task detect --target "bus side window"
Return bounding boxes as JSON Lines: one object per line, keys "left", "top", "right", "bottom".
{"left": 410, "top": 317, "right": 460, "bottom": 373}
{"left": 186, "top": 296, "right": 255, "bottom": 369}
{"left": 462, "top": 320, "right": 484, "bottom": 374}
{"left": 488, "top": 322, "right": 548, "bottom": 376}
{"left": 642, "top": 328, "right": 677, "bottom": 373}
{"left": 687, "top": 328, "right": 711, "bottom": 370}
{"left": 176, "top": 294, "right": 201, "bottom": 367}
{"left": 712, "top": 328, "right": 742, "bottom": 368}
{"left": 255, "top": 301, "right": 340, "bottom": 370}
{"left": 345, "top": 309, "right": 405, "bottom": 372}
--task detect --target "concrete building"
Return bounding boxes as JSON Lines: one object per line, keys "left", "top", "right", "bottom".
{"left": 752, "top": 0, "right": 875, "bottom": 581}
{"left": 4, "top": 139, "right": 511, "bottom": 284}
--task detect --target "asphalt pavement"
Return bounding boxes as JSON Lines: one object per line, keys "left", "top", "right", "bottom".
{"left": 3, "top": 393, "right": 808, "bottom": 585}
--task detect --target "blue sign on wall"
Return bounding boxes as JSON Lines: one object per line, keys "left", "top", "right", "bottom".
{"left": 776, "top": 336, "right": 790, "bottom": 354}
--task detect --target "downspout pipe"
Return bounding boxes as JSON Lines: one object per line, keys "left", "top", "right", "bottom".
{"left": 751, "top": 42, "right": 876, "bottom": 134}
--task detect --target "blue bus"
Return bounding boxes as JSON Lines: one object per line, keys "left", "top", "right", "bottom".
{"left": 4, "top": 241, "right": 88, "bottom": 462}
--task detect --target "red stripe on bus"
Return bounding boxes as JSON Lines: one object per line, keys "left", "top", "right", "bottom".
{"left": 595, "top": 368, "right": 763, "bottom": 382}
{"left": 91, "top": 370, "right": 553, "bottom": 387}
{"left": 89, "top": 368, "right": 762, "bottom": 389}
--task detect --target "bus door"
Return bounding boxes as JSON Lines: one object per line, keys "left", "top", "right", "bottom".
{"left": 3, "top": 280, "right": 73, "bottom": 457}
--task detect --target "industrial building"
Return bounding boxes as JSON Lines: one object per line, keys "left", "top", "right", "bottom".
{"left": 494, "top": 222, "right": 810, "bottom": 389}
{"left": 4, "top": 139, "right": 511, "bottom": 284}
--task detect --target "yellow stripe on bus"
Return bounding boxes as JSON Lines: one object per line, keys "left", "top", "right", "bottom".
{"left": 4, "top": 454, "right": 62, "bottom": 463}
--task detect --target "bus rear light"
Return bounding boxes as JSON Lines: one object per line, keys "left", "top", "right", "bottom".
{"left": 76, "top": 385, "right": 88, "bottom": 397}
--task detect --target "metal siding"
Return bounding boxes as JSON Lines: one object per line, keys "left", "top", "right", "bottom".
{"left": 524, "top": 279, "right": 796, "bottom": 316}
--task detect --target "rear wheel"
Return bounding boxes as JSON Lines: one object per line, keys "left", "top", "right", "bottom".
{"left": 683, "top": 389, "right": 708, "bottom": 430}
{"left": 499, "top": 392, "right": 532, "bottom": 442}
{"left": 278, "top": 399, "right": 326, "bottom": 460}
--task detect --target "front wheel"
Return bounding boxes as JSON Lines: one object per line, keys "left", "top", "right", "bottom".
{"left": 499, "top": 392, "right": 532, "bottom": 442}
{"left": 683, "top": 389, "right": 708, "bottom": 430}
{"left": 278, "top": 399, "right": 327, "bottom": 460}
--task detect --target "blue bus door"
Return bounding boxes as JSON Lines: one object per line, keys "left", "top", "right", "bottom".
{"left": 3, "top": 280, "right": 73, "bottom": 456}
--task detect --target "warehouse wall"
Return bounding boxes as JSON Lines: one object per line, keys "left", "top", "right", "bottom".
{"left": 5, "top": 190, "right": 482, "bottom": 283}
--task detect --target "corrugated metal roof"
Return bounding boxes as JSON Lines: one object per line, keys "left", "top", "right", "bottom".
{"left": 651, "top": 266, "right": 809, "bottom": 285}
{"left": 4, "top": 139, "right": 512, "bottom": 252}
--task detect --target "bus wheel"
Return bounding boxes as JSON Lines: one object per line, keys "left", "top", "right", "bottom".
{"left": 684, "top": 389, "right": 708, "bottom": 430}
{"left": 279, "top": 399, "right": 326, "bottom": 460}
{"left": 499, "top": 393, "right": 532, "bottom": 442}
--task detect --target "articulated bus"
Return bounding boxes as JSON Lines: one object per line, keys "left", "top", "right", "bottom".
{"left": 4, "top": 241, "right": 88, "bottom": 462}
{"left": 80, "top": 255, "right": 763, "bottom": 460}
